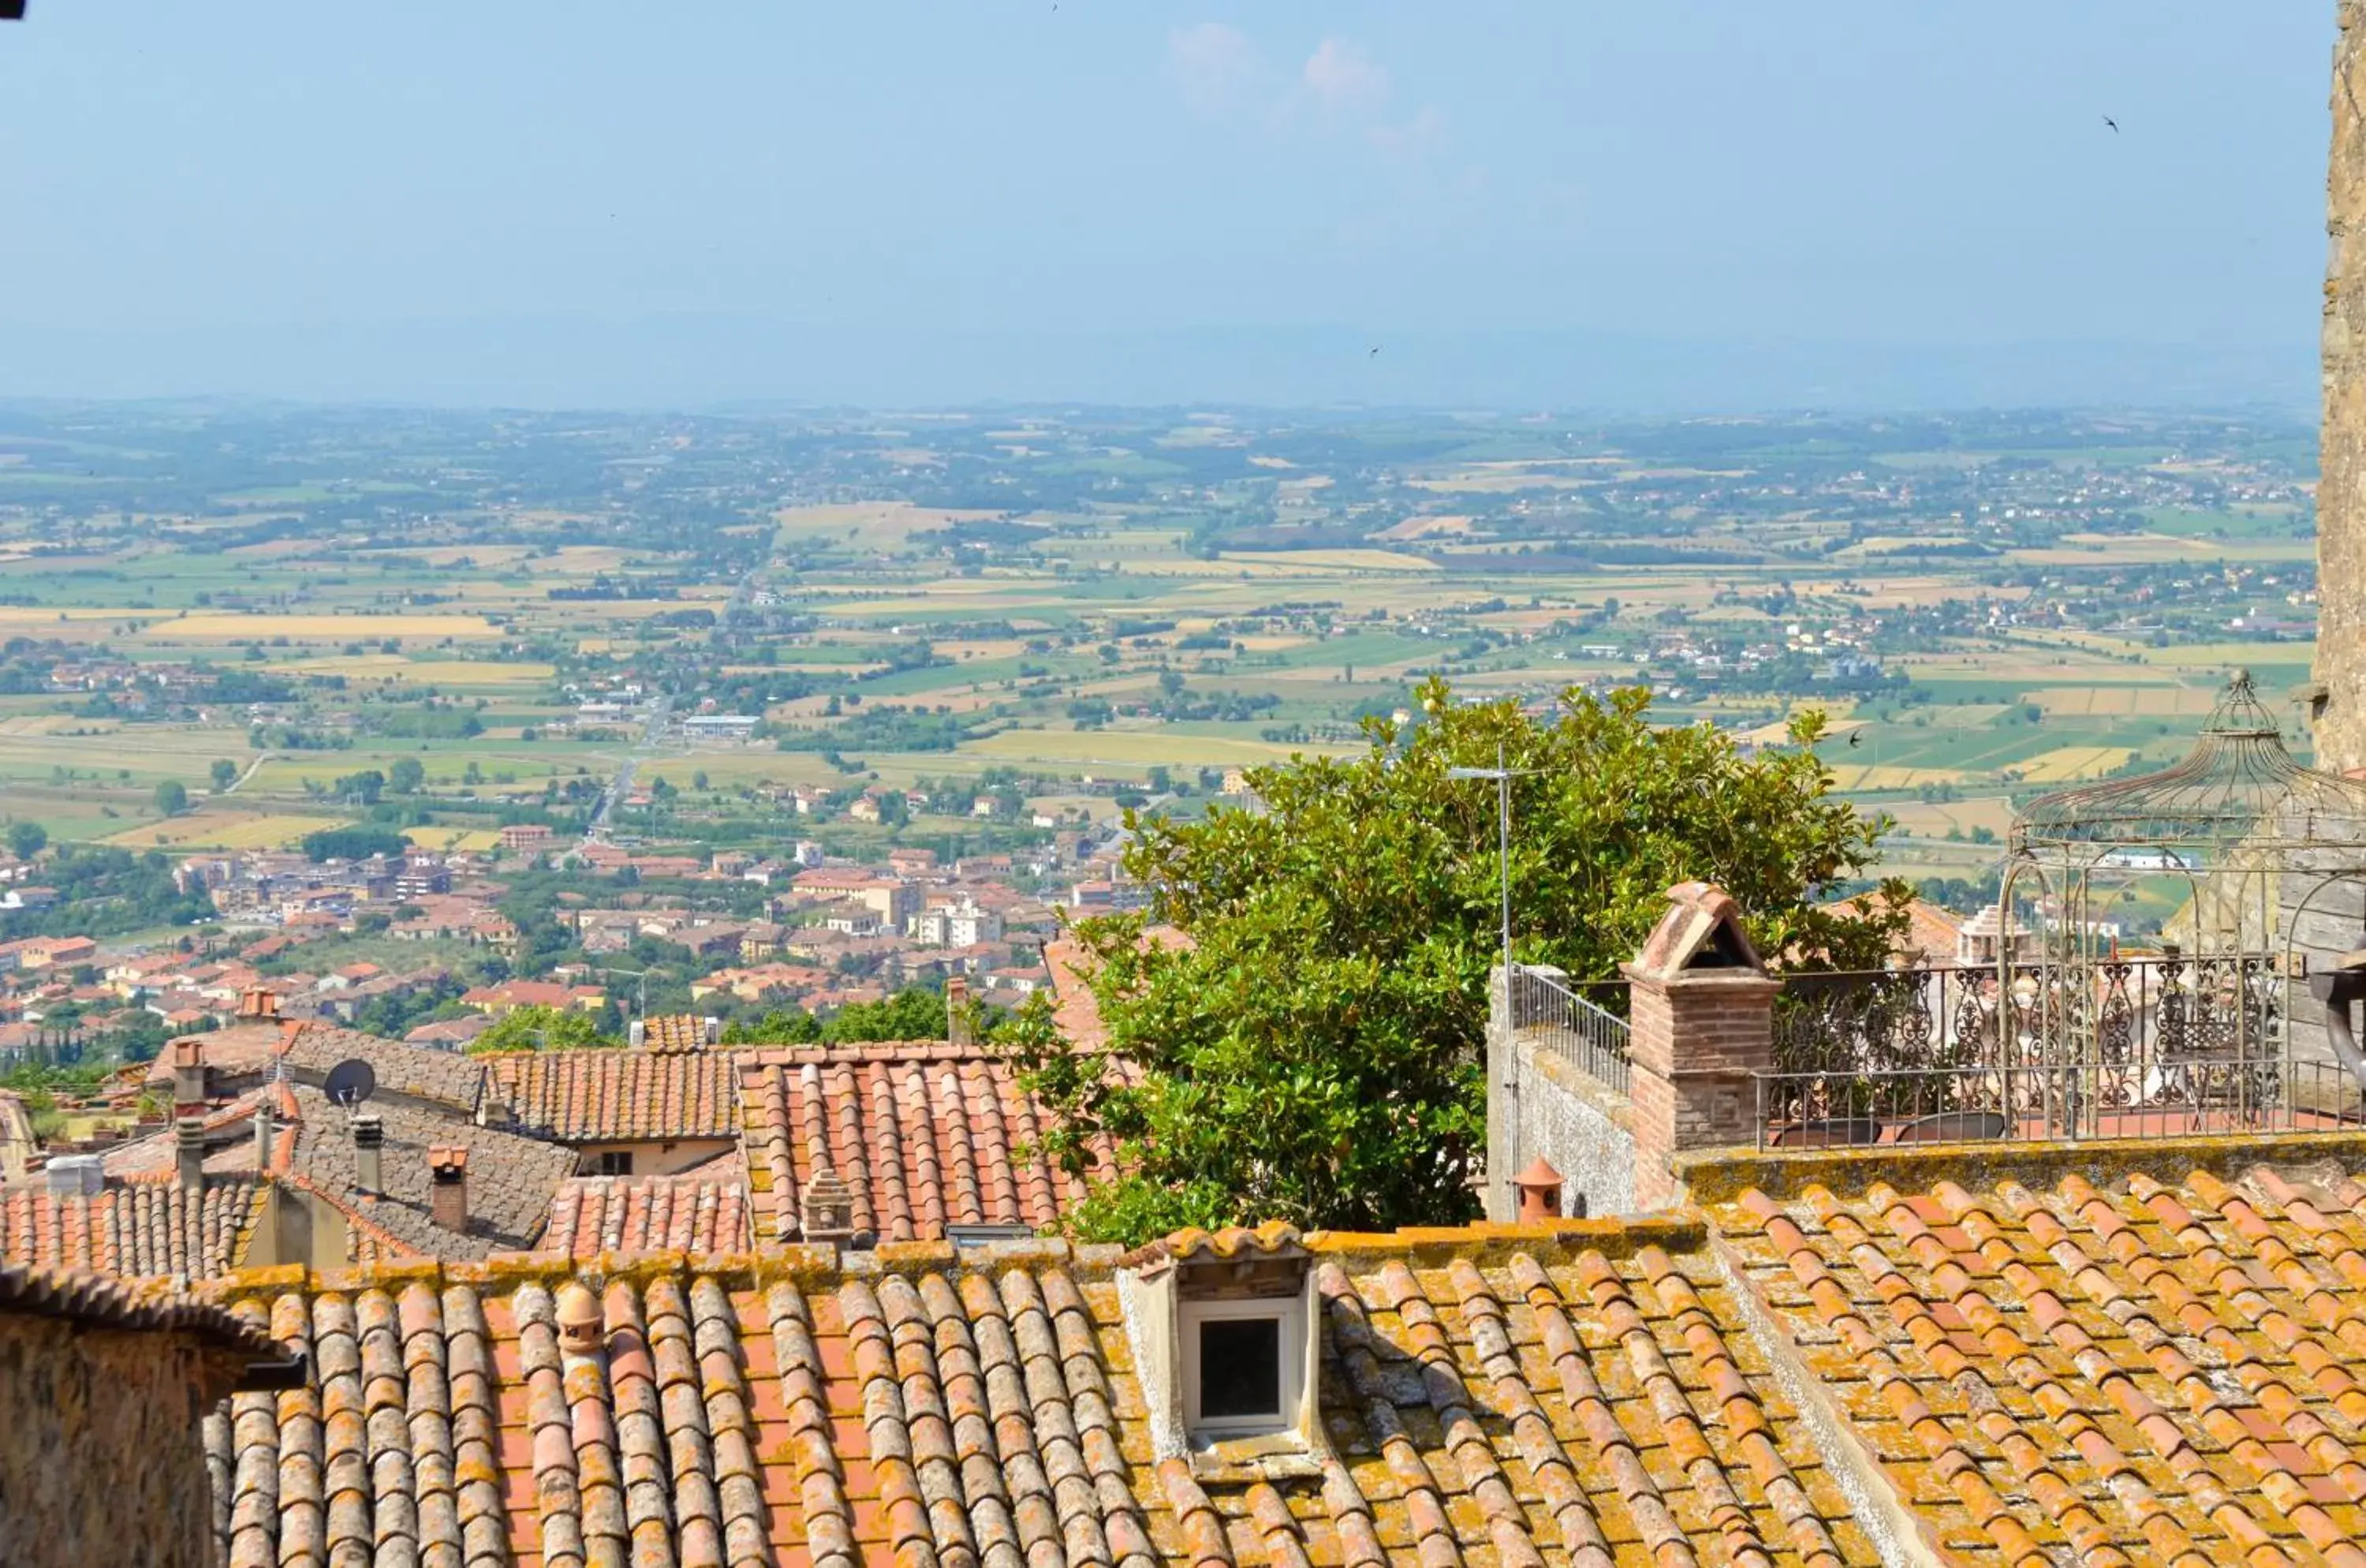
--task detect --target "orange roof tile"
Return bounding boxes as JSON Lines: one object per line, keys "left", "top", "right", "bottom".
{"left": 485, "top": 1047, "right": 738, "bottom": 1142}
{"left": 539, "top": 1174, "right": 749, "bottom": 1258}
{"left": 1704, "top": 1134, "right": 2366, "bottom": 1566}
{"left": 733, "top": 1040, "right": 1109, "bottom": 1243}
{"left": 202, "top": 1217, "right": 1886, "bottom": 1568}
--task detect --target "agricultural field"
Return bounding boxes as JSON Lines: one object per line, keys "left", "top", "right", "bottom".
{"left": 0, "top": 401, "right": 2325, "bottom": 918}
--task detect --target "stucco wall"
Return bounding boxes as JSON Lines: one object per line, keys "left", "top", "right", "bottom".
{"left": 0, "top": 1316, "right": 222, "bottom": 1568}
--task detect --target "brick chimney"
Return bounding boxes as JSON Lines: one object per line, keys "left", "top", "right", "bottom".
{"left": 945, "top": 976, "right": 972, "bottom": 1048}
{"left": 170, "top": 1037, "right": 208, "bottom": 1115}
{"left": 1622, "top": 881, "right": 1778, "bottom": 1210}
{"left": 427, "top": 1145, "right": 470, "bottom": 1234}
{"left": 351, "top": 1110, "right": 385, "bottom": 1195}
{"left": 237, "top": 985, "right": 280, "bottom": 1021}
{"left": 174, "top": 1115, "right": 207, "bottom": 1192}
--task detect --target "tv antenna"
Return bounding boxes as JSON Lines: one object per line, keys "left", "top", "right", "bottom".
{"left": 323, "top": 1058, "right": 377, "bottom": 1109}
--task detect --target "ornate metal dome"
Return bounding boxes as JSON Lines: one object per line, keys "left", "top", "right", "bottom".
{"left": 2010, "top": 670, "right": 2366, "bottom": 859}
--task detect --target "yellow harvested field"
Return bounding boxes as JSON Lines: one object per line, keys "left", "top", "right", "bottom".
{"left": 1827, "top": 763, "right": 1967, "bottom": 790}
{"left": 2028, "top": 686, "right": 2218, "bottom": 718}
{"left": 960, "top": 728, "right": 1361, "bottom": 767}
{"left": 774, "top": 501, "right": 1000, "bottom": 546}
{"left": 142, "top": 613, "right": 502, "bottom": 641}
{"left": 2018, "top": 745, "right": 2136, "bottom": 782}
{"left": 1880, "top": 797, "right": 2019, "bottom": 839}
{"left": 1211, "top": 549, "right": 1440, "bottom": 573}
{"left": 281, "top": 655, "right": 554, "bottom": 684}
{"left": 403, "top": 827, "right": 503, "bottom": 852}
{"left": 105, "top": 811, "right": 353, "bottom": 850}
{"left": 0, "top": 606, "right": 168, "bottom": 629}
{"left": 1371, "top": 514, "right": 1475, "bottom": 542}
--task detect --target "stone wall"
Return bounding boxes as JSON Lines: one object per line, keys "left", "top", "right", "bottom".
{"left": 0, "top": 1315, "right": 224, "bottom": 1568}
{"left": 1484, "top": 967, "right": 1640, "bottom": 1220}
{"left": 2319, "top": 0, "right": 2366, "bottom": 772}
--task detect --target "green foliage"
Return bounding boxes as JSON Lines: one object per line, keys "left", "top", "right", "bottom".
{"left": 301, "top": 824, "right": 410, "bottom": 862}
{"left": 465, "top": 1005, "right": 618, "bottom": 1053}
{"left": 1006, "top": 676, "right": 1905, "bottom": 1245}
{"left": 6, "top": 821, "right": 45, "bottom": 859}
{"left": 153, "top": 779, "right": 189, "bottom": 816}
{"left": 0, "top": 846, "right": 211, "bottom": 939}
{"left": 210, "top": 759, "right": 240, "bottom": 792}
{"left": 390, "top": 757, "right": 427, "bottom": 793}
{"left": 819, "top": 984, "right": 947, "bottom": 1043}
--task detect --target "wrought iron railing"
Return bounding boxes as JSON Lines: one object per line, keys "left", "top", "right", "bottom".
{"left": 1753, "top": 1058, "right": 2366, "bottom": 1149}
{"left": 1509, "top": 965, "right": 1631, "bottom": 1095}
{"left": 1762, "top": 953, "right": 2316, "bottom": 1147}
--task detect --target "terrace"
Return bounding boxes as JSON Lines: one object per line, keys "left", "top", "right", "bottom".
{"left": 1489, "top": 674, "right": 2366, "bottom": 1215}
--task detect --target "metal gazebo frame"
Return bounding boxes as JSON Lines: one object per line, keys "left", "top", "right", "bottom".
{"left": 1995, "top": 670, "right": 2366, "bottom": 1139}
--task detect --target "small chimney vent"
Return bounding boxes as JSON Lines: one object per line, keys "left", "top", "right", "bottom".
{"left": 351, "top": 1110, "right": 385, "bottom": 1195}
{"left": 174, "top": 1115, "right": 207, "bottom": 1193}
{"left": 427, "top": 1144, "right": 470, "bottom": 1234}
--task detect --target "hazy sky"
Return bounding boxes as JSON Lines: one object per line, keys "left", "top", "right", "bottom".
{"left": 0, "top": 4, "right": 2336, "bottom": 408}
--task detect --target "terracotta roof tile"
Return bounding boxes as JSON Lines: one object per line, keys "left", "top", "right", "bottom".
{"left": 487, "top": 1047, "right": 739, "bottom": 1142}
{"left": 540, "top": 1175, "right": 751, "bottom": 1259}
{"left": 203, "top": 1219, "right": 1886, "bottom": 1566}
{"left": 734, "top": 1042, "right": 1107, "bottom": 1243}
{"left": 1712, "top": 1150, "right": 2366, "bottom": 1568}
{"left": 640, "top": 1013, "right": 713, "bottom": 1054}
{"left": 0, "top": 1174, "right": 266, "bottom": 1281}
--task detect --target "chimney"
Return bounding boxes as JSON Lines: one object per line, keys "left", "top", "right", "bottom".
{"left": 428, "top": 1145, "right": 470, "bottom": 1234}
{"left": 45, "top": 1154, "right": 103, "bottom": 1199}
{"left": 1513, "top": 1156, "right": 1565, "bottom": 1223}
{"left": 170, "top": 1037, "right": 208, "bottom": 1114}
{"left": 702, "top": 1014, "right": 721, "bottom": 1046}
{"left": 627, "top": 1018, "right": 646, "bottom": 1048}
{"left": 253, "top": 1102, "right": 276, "bottom": 1169}
{"left": 174, "top": 1115, "right": 207, "bottom": 1193}
{"left": 352, "top": 1110, "right": 385, "bottom": 1195}
{"left": 799, "top": 1166, "right": 856, "bottom": 1246}
{"left": 238, "top": 985, "right": 280, "bottom": 1021}
{"left": 1623, "top": 881, "right": 1778, "bottom": 1210}
{"left": 946, "top": 976, "right": 972, "bottom": 1048}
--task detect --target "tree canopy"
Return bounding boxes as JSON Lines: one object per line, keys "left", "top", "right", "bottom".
{"left": 1005, "top": 677, "right": 1905, "bottom": 1245}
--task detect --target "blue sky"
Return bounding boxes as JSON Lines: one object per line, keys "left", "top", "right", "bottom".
{"left": 0, "top": 3, "right": 2334, "bottom": 408}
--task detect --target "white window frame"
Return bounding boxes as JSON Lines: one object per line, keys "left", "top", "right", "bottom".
{"left": 1179, "top": 1295, "right": 1304, "bottom": 1438}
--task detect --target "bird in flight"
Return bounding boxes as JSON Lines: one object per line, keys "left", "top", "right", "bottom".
{"left": 1369, "top": 346, "right": 1380, "bottom": 357}
{"left": 2103, "top": 115, "right": 2120, "bottom": 133}
{"left": 1847, "top": 731, "right": 1864, "bottom": 749}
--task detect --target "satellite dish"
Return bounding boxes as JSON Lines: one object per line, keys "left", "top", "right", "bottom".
{"left": 323, "top": 1058, "right": 376, "bottom": 1108}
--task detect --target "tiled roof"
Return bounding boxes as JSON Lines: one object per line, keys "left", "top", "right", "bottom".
{"left": 0, "top": 1174, "right": 265, "bottom": 1280}
{"left": 1703, "top": 1134, "right": 2366, "bottom": 1567}
{"left": 541, "top": 1175, "right": 751, "bottom": 1258}
{"left": 734, "top": 1042, "right": 1107, "bottom": 1242}
{"left": 202, "top": 1218, "right": 1883, "bottom": 1568}
{"left": 487, "top": 1047, "right": 740, "bottom": 1141}
{"left": 278, "top": 1084, "right": 577, "bottom": 1259}
{"left": 278, "top": 1019, "right": 486, "bottom": 1115}
{"left": 0, "top": 1261, "right": 278, "bottom": 1357}
{"left": 642, "top": 1012, "right": 712, "bottom": 1054}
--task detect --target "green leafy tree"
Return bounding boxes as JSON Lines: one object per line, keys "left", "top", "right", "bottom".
{"left": 822, "top": 984, "right": 946, "bottom": 1043}
{"left": 465, "top": 1005, "right": 617, "bottom": 1053}
{"left": 210, "top": 759, "right": 239, "bottom": 793}
{"left": 390, "top": 757, "right": 427, "bottom": 793}
{"left": 6, "top": 822, "right": 45, "bottom": 859}
{"left": 1006, "top": 676, "right": 1905, "bottom": 1244}
{"left": 153, "top": 780, "right": 189, "bottom": 817}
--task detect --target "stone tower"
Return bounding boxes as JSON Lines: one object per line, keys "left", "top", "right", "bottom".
{"left": 2318, "top": 0, "right": 2366, "bottom": 772}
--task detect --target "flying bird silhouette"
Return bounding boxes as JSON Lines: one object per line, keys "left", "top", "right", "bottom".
{"left": 1369, "top": 346, "right": 1380, "bottom": 357}
{"left": 1848, "top": 732, "right": 1864, "bottom": 749}
{"left": 2103, "top": 115, "right": 2119, "bottom": 133}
